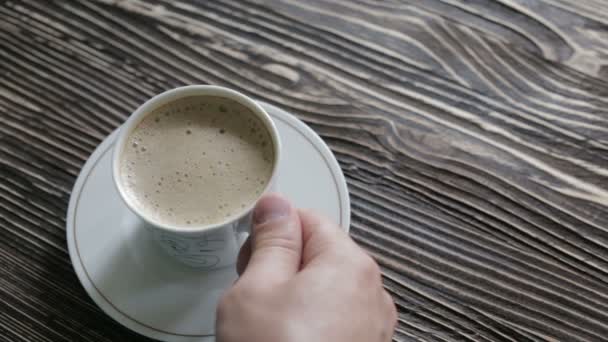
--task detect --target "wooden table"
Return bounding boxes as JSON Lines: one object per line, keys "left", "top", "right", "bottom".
{"left": 2, "top": 1, "right": 608, "bottom": 341}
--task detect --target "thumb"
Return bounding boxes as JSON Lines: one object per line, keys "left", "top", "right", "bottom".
{"left": 239, "top": 194, "right": 302, "bottom": 286}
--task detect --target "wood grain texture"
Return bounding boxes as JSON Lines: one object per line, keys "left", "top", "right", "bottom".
{"left": 1, "top": 0, "right": 608, "bottom": 341}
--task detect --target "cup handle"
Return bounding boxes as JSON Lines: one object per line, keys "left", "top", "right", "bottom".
{"left": 235, "top": 212, "right": 253, "bottom": 246}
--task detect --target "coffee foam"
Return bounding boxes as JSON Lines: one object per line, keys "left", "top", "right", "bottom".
{"left": 119, "top": 96, "right": 274, "bottom": 228}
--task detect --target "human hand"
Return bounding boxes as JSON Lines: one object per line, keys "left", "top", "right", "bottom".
{"left": 216, "top": 194, "right": 397, "bottom": 342}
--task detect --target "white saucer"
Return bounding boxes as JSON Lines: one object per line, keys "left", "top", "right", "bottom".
{"left": 66, "top": 102, "right": 350, "bottom": 342}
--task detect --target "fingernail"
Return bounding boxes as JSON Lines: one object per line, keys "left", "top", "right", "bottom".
{"left": 254, "top": 194, "right": 291, "bottom": 224}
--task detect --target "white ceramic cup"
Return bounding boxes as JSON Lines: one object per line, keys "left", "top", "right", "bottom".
{"left": 112, "top": 85, "right": 281, "bottom": 269}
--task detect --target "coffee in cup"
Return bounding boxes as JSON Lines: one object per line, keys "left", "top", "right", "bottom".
{"left": 118, "top": 96, "right": 275, "bottom": 228}
{"left": 112, "top": 86, "right": 281, "bottom": 268}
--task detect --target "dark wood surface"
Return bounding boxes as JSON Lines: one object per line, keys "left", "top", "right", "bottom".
{"left": 2, "top": 0, "right": 608, "bottom": 341}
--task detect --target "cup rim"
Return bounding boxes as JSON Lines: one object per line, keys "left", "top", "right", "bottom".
{"left": 111, "top": 85, "right": 281, "bottom": 235}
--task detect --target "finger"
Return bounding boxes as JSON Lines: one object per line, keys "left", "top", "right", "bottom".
{"left": 298, "top": 209, "right": 351, "bottom": 267}
{"left": 240, "top": 193, "right": 302, "bottom": 286}
{"left": 236, "top": 236, "right": 252, "bottom": 276}
{"left": 383, "top": 290, "right": 398, "bottom": 341}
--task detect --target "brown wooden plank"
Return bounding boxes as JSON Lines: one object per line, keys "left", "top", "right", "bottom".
{"left": 359, "top": 0, "right": 608, "bottom": 79}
